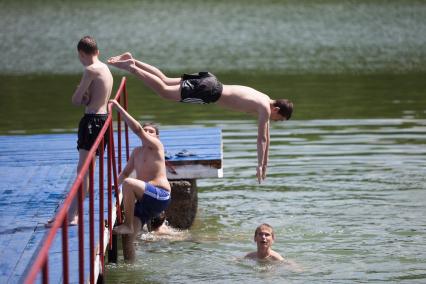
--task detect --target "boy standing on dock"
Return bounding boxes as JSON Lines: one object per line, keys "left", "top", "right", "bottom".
{"left": 107, "top": 52, "right": 293, "bottom": 184}
{"left": 109, "top": 99, "right": 171, "bottom": 237}
{"left": 70, "top": 36, "right": 113, "bottom": 223}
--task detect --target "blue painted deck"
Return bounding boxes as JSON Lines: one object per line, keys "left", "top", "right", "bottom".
{"left": 0, "top": 127, "right": 222, "bottom": 283}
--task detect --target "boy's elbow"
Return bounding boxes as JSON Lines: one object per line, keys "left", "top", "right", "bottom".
{"left": 71, "top": 97, "right": 81, "bottom": 106}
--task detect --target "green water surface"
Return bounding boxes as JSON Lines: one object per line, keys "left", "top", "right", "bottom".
{"left": 0, "top": 73, "right": 425, "bottom": 134}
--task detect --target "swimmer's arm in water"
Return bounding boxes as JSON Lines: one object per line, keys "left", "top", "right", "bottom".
{"left": 72, "top": 68, "right": 94, "bottom": 106}
{"left": 282, "top": 258, "right": 304, "bottom": 272}
{"left": 244, "top": 252, "right": 257, "bottom": 259}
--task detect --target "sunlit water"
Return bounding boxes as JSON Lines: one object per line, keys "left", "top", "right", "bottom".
{"left": 104, "top": 119, "right": 426, "bottom": 283}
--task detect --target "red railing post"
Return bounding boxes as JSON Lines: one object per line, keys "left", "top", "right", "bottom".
{"left": 78, "top": 183, "right": 84, "bottom": 284}
{"left": 117, "top": 99, "right": 122, "bottom": 173}
{"left": 42, "top": 260, "right": 48, "bottom": 284}
{"left": 123, "top": 83, "right": 130, "bottom": 161}
{"left": 89, "top": 160, "right": 95, "bottom": 284}
{"left": 108, "top": 120, "right": 122, "bottom": 223}
{"left": 99, "top": 140, "right": 105, "bottom": 273}
{"left": 61, "top": 213, "right": 69, "bottom": 284}
{"left": 107, "top": 124, "right": 113, "bottom": 250}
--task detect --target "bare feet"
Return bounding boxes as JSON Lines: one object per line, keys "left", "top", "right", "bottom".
{"left": 107, "top": 58, "right": 136, "bottom": 72}
{"left": 113, "top": 224, "right": 134, "bottom": 235}
{"left": 45, "top": 215, "right": 78, "bottom": 228}
{"left": 69, "top": 215, "right": 79, "bottom": 226}
{"left": 108, "top": 52, "right": 133, "bottom": 64}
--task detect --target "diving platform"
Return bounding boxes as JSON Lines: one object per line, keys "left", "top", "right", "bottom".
{"left": 0, "top": 127, "right": 222, "bottom": 283}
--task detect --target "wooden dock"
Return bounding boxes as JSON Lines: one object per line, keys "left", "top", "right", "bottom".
{"left": 0, "top": 127, "right": 222, "bottom": 283}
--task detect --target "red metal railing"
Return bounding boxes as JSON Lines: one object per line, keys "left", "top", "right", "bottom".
{"left": 25, "top": 77, "right": 130, "bottom": 284}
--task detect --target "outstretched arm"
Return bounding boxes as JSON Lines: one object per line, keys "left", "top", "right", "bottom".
{"left": 256, "top": 113, "right": 270, "bottom": 184}
{"left": 109, "top": 99, "right": 160, "bottom": 148}
{"left": 109, "top": 99, "right": 143, "bottom": 135}
{"left": 263, "top": 123, "right": 270, "bottom": 180}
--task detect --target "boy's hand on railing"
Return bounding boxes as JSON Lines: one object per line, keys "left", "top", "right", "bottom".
{"left": 109, "top": 99, "right": 118, "bottom": 106}
{"left": 109, "top": 99, "right": 120, "bottom": 110}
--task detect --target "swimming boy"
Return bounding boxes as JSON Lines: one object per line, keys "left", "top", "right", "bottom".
{"left": 67, "top": 36, "right": 113, "bottom": 223}
{"left": 245, "top": 223, "right": 284, "bottom": 261}
{"left": 109, "top": 99, "right": 171, "bottom": 236}
{"left": 107, "top": 52, "right": 293, "bottom": 184}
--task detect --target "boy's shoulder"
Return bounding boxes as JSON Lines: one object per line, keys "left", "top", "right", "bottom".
{"left": 132, "top": 146, "right": 147, "bottom": 155}
{"left": 85, "top": 61, "right": 110, "bottom": 74}
{"left": 269, "top": 250, "right": 284, "bottom": 261}
{"left": 244, "top": 252, "right": 257, "bottom": 259}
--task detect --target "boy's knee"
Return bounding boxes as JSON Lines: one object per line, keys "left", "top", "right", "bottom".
{"left": 122, "top": 178, "right": 134, "bottom": 190}
{"left": 122, "top": 177, "right": 144, "bottom": 191}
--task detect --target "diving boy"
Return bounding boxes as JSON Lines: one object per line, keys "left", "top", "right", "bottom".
{"left": 107, "top": 52, "right": 293, "bottom": 184}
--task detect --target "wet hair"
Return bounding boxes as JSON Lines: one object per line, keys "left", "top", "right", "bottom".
{"left": 77, "top": 36, "right": 98, "bottom": 55}
{"left": 148, "top": 211, "right": 166, "bottom": 232}
{"left": 142, "top": 122, "right": 159, "bottom": 135}
{"left": 273, "top": 99, "right": 294, "bottom": 120}
{"left": 254, "top": 223, "right": 275, "bottom": 238}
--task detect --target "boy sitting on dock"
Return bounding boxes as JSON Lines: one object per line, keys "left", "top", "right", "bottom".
{"left": 109, "top": 99, "right": 171, "bottom": 235}
{"left": 65, "top": 36, "right": 113, "bottom": 224}
{"left": 107, "top": 52, "right": 293, "bottom": 184}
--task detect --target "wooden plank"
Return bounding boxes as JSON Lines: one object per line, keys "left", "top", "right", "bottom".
{"left": 128, "top": 127, "right": 223, "bottom": 178}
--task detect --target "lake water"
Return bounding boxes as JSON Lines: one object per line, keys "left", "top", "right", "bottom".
{"left": 1, "top": 0, "right": 426, "bottom": 283}
{"left": 103, "top": 118, "right": 426, "bottom": 283}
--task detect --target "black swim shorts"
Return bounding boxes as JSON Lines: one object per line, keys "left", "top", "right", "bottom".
{"left": 180, "top": 71, "right": 223, "bottom": 104}
{"left": 77, "top": 113, "right": 109, "bottom": 155}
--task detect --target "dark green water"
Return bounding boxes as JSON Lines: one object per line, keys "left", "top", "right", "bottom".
{"left": 1, "top": 0, "right": 426, "bottom": 283}
{"left": 0, "top": 73, "right": 425, "bottom": 134}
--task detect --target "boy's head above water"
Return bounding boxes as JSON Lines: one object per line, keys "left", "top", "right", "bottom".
{"left": 254, "top": 223, "right": 276, "bottom": 247}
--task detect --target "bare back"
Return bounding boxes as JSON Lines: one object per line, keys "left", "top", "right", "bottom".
{"left": 132, "top": 145, "right": 171, "bottom": 191}
{"left": 218, "top": 85, "right": 271, "bottom": 116}
{"left": 84, "top": 62, "right": 113, "bottom": 114}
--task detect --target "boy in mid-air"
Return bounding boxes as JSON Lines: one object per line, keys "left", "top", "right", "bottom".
{"left": 107, "top": 52, "right": 293, "bottom": 184}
